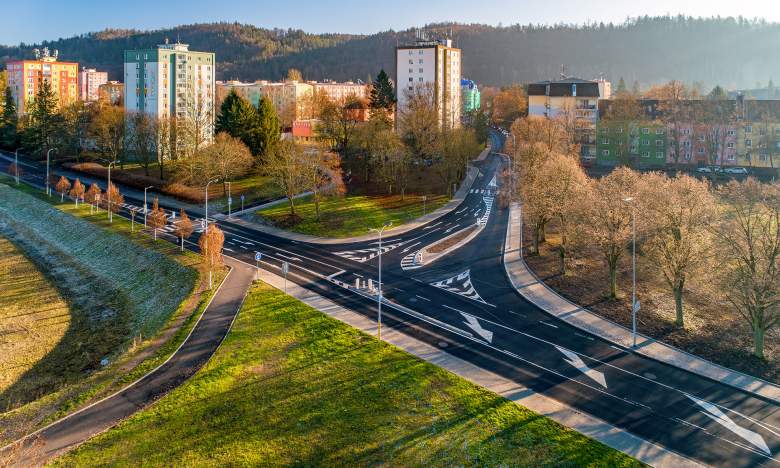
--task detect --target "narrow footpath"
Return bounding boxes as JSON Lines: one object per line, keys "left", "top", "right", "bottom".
{"left": 1, "top": 257, "right": 255, "bottom": 466}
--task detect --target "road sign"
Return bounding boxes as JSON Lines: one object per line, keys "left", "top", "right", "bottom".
{"left": 240, "top": 194, "right": 245, "bottom": 201}
{"left": 632, "top": 301, "right": 641, "bottom": 314}
{"left": 282, "top": 262, "right": 289, "bottom": 275}
{"left": 200, "top": 219, "right": 206, "bottom": 229}
{"left": 228, "top": 197, "right": 233, "bottom": 204}
{"left": 255, "top": 252, "right": 262, "bottom": 262}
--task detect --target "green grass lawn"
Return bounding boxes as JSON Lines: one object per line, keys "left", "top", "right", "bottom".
{"left": 256, "top": 194, "right": 449, "bottom": 238}
{"left": 55, "top": 283, "right": 640, "bottom": 467}
{"left": 0, "top": 177, "right": 224, "bottom": 445}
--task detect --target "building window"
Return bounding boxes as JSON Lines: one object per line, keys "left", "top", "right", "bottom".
{"left": 643, "top": 139, "right": 649, "bottom": 145}
{"left": 727, "top": 142, "right": 734, "bottom": 148}
{"left": 656, "top": 128, "right": 665, "bottom": 135}
{"left": 656, "top": 140, "right": 663, "bottom": 146}
{"left": 408, "top": 77, "right": 413, "bottom": 82}
{"left": 419, "top": 59, "right": 424, "bottom": 64}
{"left": 746, "top": 139, "right": 752, "bottom": 147}
{"left": 409, "top": 69, "right": 413, "bottom": 73}
{"left": 419, "top": 68, "right": 423, "bottom": 73}
{"left": 408, "top": 60, "right": 413, "bottom": 65}
{"left": 602, "top": 150, "right": 610, "bottom": 156}
{"left": 656, "top": 151, "right": 664, "bottom": 158}
{"left": 602, "top": 138, "right": 609, "bottom": 144}
{"left": 418, "top": 77, "right": 424, "bottom": 82}
{"left": 698, "top": 148, "right": 705, "bottom": 155}
{"left": 642, "top": 128, "right": 650, "bottom": 134}
{"left": 642, "top": 151, "right": 650, "bottom": 158}
{"left": 728, "top": 129, "right": 736, "bottom": 136}
{"left": 745, "top": 125, "right": 752, "bottom": 133}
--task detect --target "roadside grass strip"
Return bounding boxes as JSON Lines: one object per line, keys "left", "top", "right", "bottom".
{"left": 256, "top": 194, "right": 449, "bottom": 238}
{"left": 0, "top": 183, "right": 196, "bottom": 410}
{"left": 55, "top": 283, "right": 641, "bottom": 467}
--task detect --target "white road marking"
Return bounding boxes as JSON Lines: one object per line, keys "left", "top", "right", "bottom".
{"left": 415, "top": 295, "right": 431, "bottom": 302}
{"left": 401, "top": 241, "right": 421, "bottom": 253}
{"left": 539, "top": 321, "right": 559, "bottom": 329}
{"left": 423, "top": 221, "right": 443, "bottom": 230}
{"left": 688, "top": 395, "right": 772, "bottom": 456}
{"left": 555, "top": 346, "right": 608, "bottom": 388}
{"left": 461, "top": 312, "right": 493, "bottom": 343}
{"left": 276, "top": 252, "right": 302, "bottom": 262}
{"left": 223, "top": 247, "right": 235, "bottom": 252}
{"left": 431, "top": 270, "right": 490, "bottom": 305}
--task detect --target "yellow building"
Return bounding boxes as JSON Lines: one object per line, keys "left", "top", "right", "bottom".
{"left": 5, "top": 48, "right": 78, "bottom": 114}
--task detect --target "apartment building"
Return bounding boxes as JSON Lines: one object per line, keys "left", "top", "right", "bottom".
{"left": 79, "top": 67, "right": 108, "bottom": 102}
{"left": 215, "top": 80, "right": 263, "bottom": 107}
{"left": 395, "top": 36, "right": 461, "bottom": 129}
{"left": 124, "top": 41, "right": 215, "bottom": 141}
{"left": 98, "top": 81, "right": 124, "bottom": 105}
{"left": 461, "top": 79, "right": 480, "bottom": 114}
{"left": 528, "top": 77, "right": 611, "bottom": 160}
{"left": 5, "top": 48, "right": 78, "bottom": 114}
{"left": 312, "top": 81, "right": 368, "bottom": 103}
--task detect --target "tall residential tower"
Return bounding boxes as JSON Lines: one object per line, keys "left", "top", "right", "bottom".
{"left": 124, "top": 42, "right": 215, "bottom": 141}
{"left": 5, "top": 48, "right": 78, "bottom": 115}
{"left": 395, "top": 35, "right": 461, "bottom": 129}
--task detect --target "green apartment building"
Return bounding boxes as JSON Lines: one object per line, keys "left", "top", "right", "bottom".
{"left": 596, "top": 121, "right": 667, "bottom": 168}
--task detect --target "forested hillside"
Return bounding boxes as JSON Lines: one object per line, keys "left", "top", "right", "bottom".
{"left": 2, "top": 17, "right": 780, "bottom": 89}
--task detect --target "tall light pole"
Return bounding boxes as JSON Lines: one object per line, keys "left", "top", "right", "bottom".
{"left": 144, "top": 186, "right": 154, "bottom": 227}
{"left": 13, "top": 148, "right": 20, "bottom": 185}
{"left": 369, "top": 221, "right": 392, "bottom": 340}
{"left": 99, "top": 159, "right": 116, "bottom": 223}
{"left": 623, "top": 197, "right": 639, "bottom": 348}
{"left": 205, "top": 178, "right": 219, "bottom": 228}
{"left": 226, "top": 181, "right": 232, "bottom": 218}
{"left": 45, "top": 148, "right": 57, "bottom": 196}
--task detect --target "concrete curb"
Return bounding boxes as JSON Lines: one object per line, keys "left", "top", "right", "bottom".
{"left": 503, "top": 202, "right": 780, "bottom": 405}
{"left": 419, "top": 223, "right": 483, "bottom": 267}
{"left": 230, "top": 144, "right": 492, "bottom": 245}
{"left": 257, "top": 264, "right": 702, "bottom": 468}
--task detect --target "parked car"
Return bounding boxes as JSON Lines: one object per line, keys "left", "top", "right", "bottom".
{"left": 696, "top": 167, "right": 713, "bottom": 173}
{"left": 724, "top": 167, "right": 749, "bottom": 175}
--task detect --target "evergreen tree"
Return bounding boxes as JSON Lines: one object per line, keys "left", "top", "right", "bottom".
{"left": 215, "top": 89, "right": 262, "bottom": 156}
{"left": 22, "top": 80, "right": 63, "bottom": 157}
{"left": 631, "top": 80, "right": 641, "bottom": 96}
{"left": 708, "top": 85, "right": 728, "bottom": 100}
{"left": 0, "top": 87, "right": 19, "bottom": 150}
{"left": 255, "top": 97, "right": 280, "bottom": 161}
{"left": 370, "top": 69, "right": 396, "bottom": 110}
{"left": 616, "top": 77, "right": 627, "bottom": 94}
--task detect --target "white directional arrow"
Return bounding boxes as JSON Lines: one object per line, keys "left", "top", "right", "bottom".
{"left": 555, "top": 346, "right": 608, "bottom": 388}
{"left": 460, "top": 312, "right": 493, "bottom": 343}
{"left": 688, "top": 395, "right": 771, "bottom": 456}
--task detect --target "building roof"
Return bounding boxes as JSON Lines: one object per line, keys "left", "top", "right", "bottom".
{"left": 528, "top": 78, "right": 601, "bottom": 98}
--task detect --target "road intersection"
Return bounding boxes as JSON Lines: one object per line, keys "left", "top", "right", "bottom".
{"left": 2, "top": 135, "right": 780, "bottom": 466}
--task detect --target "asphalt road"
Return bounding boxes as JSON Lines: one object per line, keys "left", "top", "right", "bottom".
{"left": 2, "top": 135, "right": 780, "bottom": 466}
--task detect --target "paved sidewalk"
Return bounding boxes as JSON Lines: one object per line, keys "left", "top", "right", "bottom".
{"left": 255, "top": 261, "right": 700, "bottom": 467}
{"left": 1, "top": 257, "right": 255, "bottom": 465}
{"left": 227, "top": 144, "right": 493, "bottom": 245}
{"left": 503, "top": 202, "right": 780, "bottom": 405}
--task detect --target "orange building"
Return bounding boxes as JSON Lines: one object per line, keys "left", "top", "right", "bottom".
{"left": 5, "top": 48, "right": 78, "bottom": 115}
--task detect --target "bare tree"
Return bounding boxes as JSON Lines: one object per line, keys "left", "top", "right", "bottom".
{"left": 55, "top": 176, "right": 71, "bottom": 202}
{"left": 398, "top": 83, "right": 441, "bottom": 163}
{"left": 199, "top": 132, "right": 254, "bottom": 195}
{"left": 199, "top": 223, "right": 225, "bottom": 289}
{"left": 147, "top": 196, "right": 167, "bottom": 240}
{"left": 601, "top": 95, "right": 644, "bottom": 168}
{"left": 262, "top": 140, "right": 310, "bottom": 217}
{"left": 438, "top": 127, "right": 482, "bottom": 197}
{"left": 174, "top": 208, "right": 194, "bottom": 251}
{"left": 640, "top": 173, "right": 716, "bottom": 327}
{"left": 69, "top": 178, "right": 85, "bottom": 207}
{"left": 582, "top": 167, "right": 641, "bottom": 298}
{"left": 536, "top": 153, "right": 589, "bottom": 274}
{"left": 301, "top": 147, "right": 346, "bottom": 221}
{"left": 714, "top": 179, "right": 780, "bottom": 359}
{"left": 129, "top": 207, "right": 138, "bottom": 232}
{"left": 128, "top": 112, "right": 158, "bottom": 176}
{"left": 84, "top": 183, "right": 102, "bottom": 213}
{"left": 105, "top": 182, "right": 124, "bottom": 215}
{"left": 89, "top": 103, "right": 125, "bottom": 168}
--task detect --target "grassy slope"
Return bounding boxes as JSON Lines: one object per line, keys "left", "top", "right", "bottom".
{"left": 0, "top": 179, "right": 222, "bottom": 443}
{"left": 0, "top": 238, "right": 70, "bottom": 396}
{"left": 257, "top": 194, "right": 449, "bottom": 237}
{"left": 56, "top": 283, "right": 640, "bottom": 467}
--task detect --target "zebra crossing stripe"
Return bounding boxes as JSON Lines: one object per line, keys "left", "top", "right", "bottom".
{"left": 430, "top": 269, "right": 489, "bottom": 305}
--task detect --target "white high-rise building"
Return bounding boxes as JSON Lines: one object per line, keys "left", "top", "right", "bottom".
{"left": 124, "top": 42, "right": 215, "bottom": 142}
{"left": 395, "top": 37, "right": 461, "bottom": 129}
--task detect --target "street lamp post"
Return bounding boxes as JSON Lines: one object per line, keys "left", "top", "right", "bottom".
{"left": 98, "top": 159, "right": 116, "bottom": 223}
{"left": 205, "top": 178, "right": 219, "bottom": 228}
{"left": 227, "top": 181, "right": 232, "bottom": 218}
{"left": 14, "top": 148, "right": 20, "bottom": 185}
{"left": 369, "top": 221, "right": 392, "bottom": 340}
{"left": 623, "top": 197, "right": 639, "bottom": 348}
{"left": 144, "top": 186, "right": 154, "bottom": 227}
{"left": 45, "top": 148, "right": 57, "bottom": 196}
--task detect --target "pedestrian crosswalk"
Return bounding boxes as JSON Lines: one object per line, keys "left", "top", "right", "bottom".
{"left": 431, "top": 269, "right": 488, "bottom": 304}
{"left": 469, "top": 188, "right": 495, "bottom": 195}
{"left": 333, "top": 242, "right": 404, "bottom": 263}
{"left": 116, "top": 202, "right": 209, "bottom": 234}
{"left": 477, "top": 196, "right": 494, "bottom": 227}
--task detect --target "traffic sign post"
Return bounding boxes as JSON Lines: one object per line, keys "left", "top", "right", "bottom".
{"left": 228, "top": 196, "right": 233, "bottom": 218}
{"left": 282, "top": 261, "right": 289, "bottom": 294}
{"left": 254, "top": 252, "right": 262, "bottom": 281}
{"left": 240, "top": 194, "right": 245, "bottom": 212}
{"left": 422, "top": 195, "right": 427, "bottom": 216}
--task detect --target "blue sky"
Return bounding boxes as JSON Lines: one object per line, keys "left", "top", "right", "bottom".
{"left": 5, "top": 0, "right": 780, "bottom": 45}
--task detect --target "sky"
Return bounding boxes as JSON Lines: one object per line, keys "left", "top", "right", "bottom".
{"left": 4, "top": 0, "right": 780, "bottom": 45}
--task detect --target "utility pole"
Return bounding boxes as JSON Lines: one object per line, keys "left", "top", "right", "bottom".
{"left": 13, "top": 148, "right": 20, "bottom": 185}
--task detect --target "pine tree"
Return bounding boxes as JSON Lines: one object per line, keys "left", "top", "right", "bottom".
{"left": 256, "top": 97, "right": 280, "bottom": 161}
{"left": 370, "top": 70, "right": 395, "bottom": 110}
{"left": 616, "top": 77, "right": 627, "bottom": 94}
{"left": 22, "top": 80, "right": 62, "bottom": 157}
{"left": 215, "top": 90, "right": 262, "bottom": 156}
{"left": 631, "top": 80, "right": 641, "bottom": 96}
{"left": 0, "top": 87, "right": 19, "bottom": 150}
